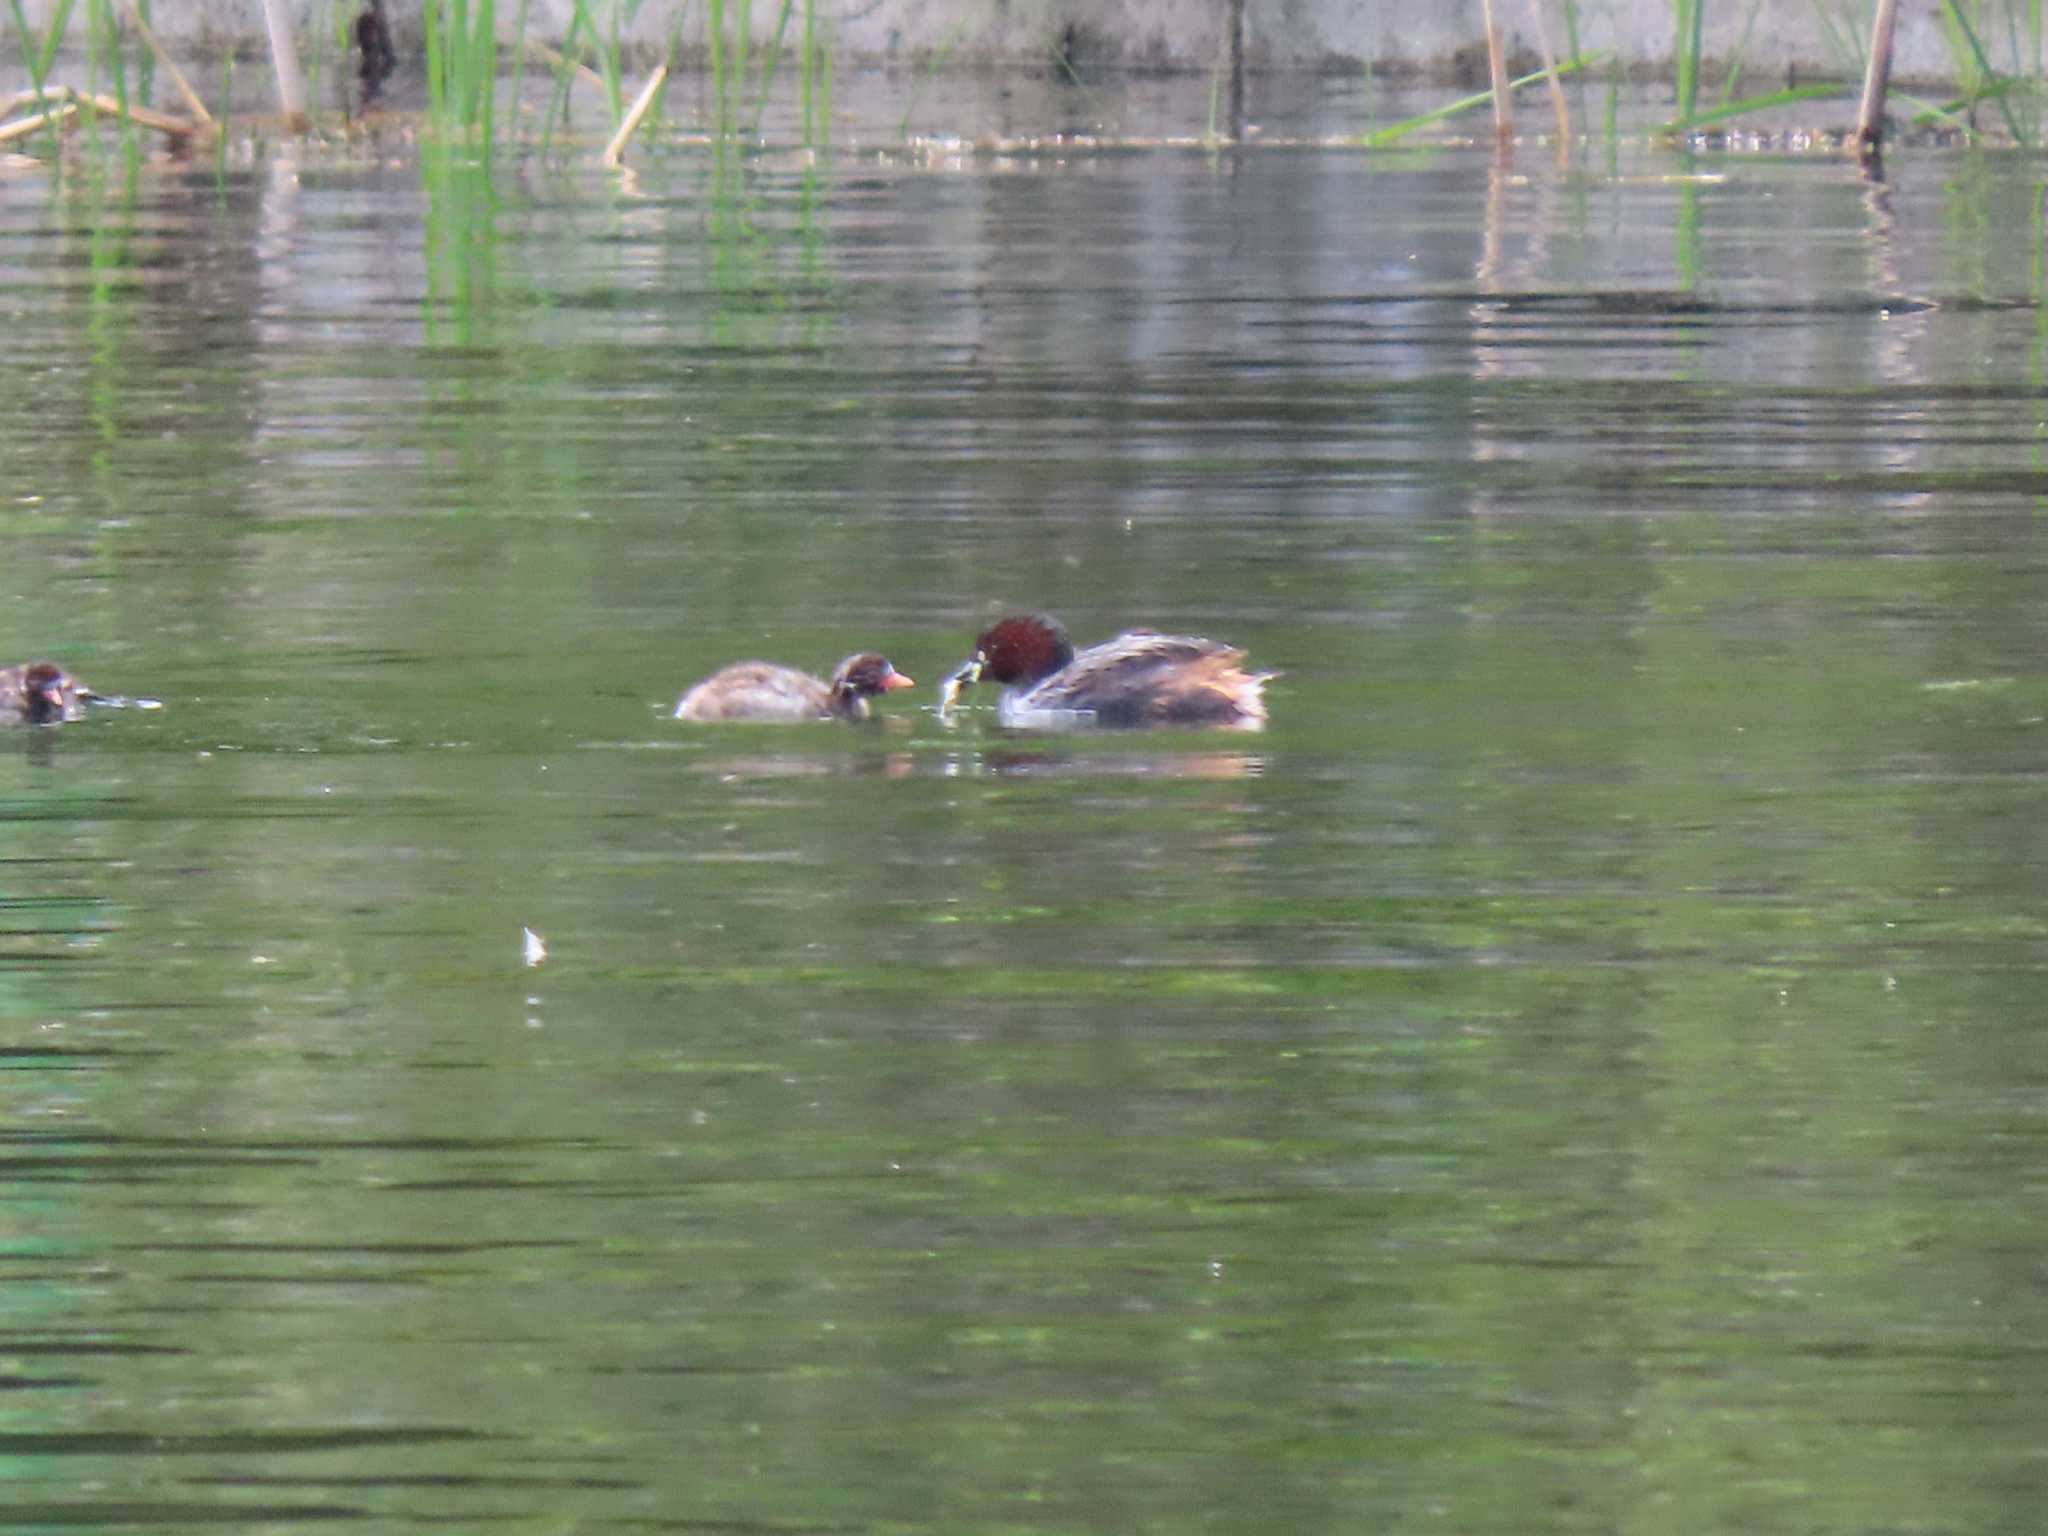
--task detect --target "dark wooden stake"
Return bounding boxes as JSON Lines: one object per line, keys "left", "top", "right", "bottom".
{"left": 1482, "top": 0, "right": 1513, "bottom": 140}
{"left": 1857, "top": 0, "right": 1901, "bottom": 158}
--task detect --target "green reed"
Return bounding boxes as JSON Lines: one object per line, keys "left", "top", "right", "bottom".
{"left": 424, "top": 0, "right": 501, "bottom": 141}
{"left": 1671, "top": 0, "right": 1703, "bottom": 127}
{"left": 730, "top": 0, "right": 749, "bottom": 109}
{"left": 1562, "top": 0, "right": 1587, "bottom": 118}
{"left": 798, "top": 0, "right": 815, "bottom": 140}
{"left": 214, "top": 46, "right": 231, "bottom": 182}
{"left": 1358, "top": 52, "right": 1601, "bottom": 147}
{"left": 1713, "top": 0, "right": 1761, "bottom": 105}
{"left": 133, "top": 0, "right": 154, "bottom": 104}
{"left": 507, "top": 0, "right": 530, "bottom": 128}
{"left": 1662, "top": 81, "right": 1841, "bottom": 133}
{"left": 1938, "top": 0, "right": 2031, "bottom": 144}
{"left": 85, "top": 0, "right": 140, "bottom": 171}
{"left": 1604, "top": 56, "right": 1620, "bottom": 174}
{"left": 898, "top": 24, "right": 960, "bottom": 140}
{"left": 1809, "top": 0, "right": 1861, "bottom": 72}
{"left": 702, "top": 0, "right": 803, "bottom": 143}
{"left": 8, "top": 0, "right": 75, "bottom": 142}
{"left": 747, "top": 0, "right": 797, "bottom": 137}
{"left": 307, "top": 0, "right": 337, "bottom": 128}
{"left": 536, "top": 30, "right": 576, "bottom": 155}
{"left": 707, "top": 0, "right": 727, "bottom": 132}
{"left": 532, "top": 0, "right": 604, "bottom": 154}
{"left": 604, "top": 0, "right": 625, "bottom": 117}
{"left": 809, "top": 8, "right": 831, "bottom": 147}
{"left": 1659, "top": 0, "right": 1853, "bottom": 136}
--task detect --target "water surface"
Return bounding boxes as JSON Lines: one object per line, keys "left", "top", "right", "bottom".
{"left": 2, "top": 69, "right": 2047, "bottom": 1534}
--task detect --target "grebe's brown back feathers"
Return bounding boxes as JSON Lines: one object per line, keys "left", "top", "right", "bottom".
{"left": 674, "top": 652, "right": 914, "bottom": 723}
{"left": 940, "top": 616, "right": 1270, "bottom": 730}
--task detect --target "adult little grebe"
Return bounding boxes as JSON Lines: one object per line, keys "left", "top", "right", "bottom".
{"left": 0, "top": 662, "right": 91, "bottom": 725}
{"left": 674, "top": 653, "right": 915, "bottom": 723}
{"left": 938, "top": 614, "right": 1271, "bottom": 730}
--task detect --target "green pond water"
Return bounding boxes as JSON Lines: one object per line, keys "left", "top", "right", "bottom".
{"left": 1, "top": 66, "right": 2047, "bottom": 1534}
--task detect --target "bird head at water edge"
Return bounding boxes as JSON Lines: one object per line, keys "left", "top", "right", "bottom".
{"left": 938, "top": 614, "right": 1077, "bottom": 713}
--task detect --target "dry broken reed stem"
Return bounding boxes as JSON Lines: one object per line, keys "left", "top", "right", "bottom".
{"left": 522, "top": 37, "right": 609, "bottom": 96}
{"left": 258, "top": 0, "right": 308, "bottom": 129}
{"left": 602, "top": 62, "right": 666, "bottom": 167}
{"left": 1526, "top": 0, "right": 1569, "bottom": 144}
{"left": 0, "top": 101, "right": 78, "bottom": 144}
{"left": 76, "top": 87, "right": 195, "bottom": 136}
{"left": 0, "top": 85, "right": 195, "bottom": 142}
{"left": 118, "top": 0, "right": 213, "bottom": 125}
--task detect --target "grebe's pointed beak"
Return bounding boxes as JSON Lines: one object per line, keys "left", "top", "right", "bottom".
{"left": 882, "top": 669, "right": 915, "bottom": 692}
{"left": 937, "top": 655, "right": 982, "bottom": 714}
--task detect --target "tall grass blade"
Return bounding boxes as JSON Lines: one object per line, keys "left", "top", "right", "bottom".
{"left": 732, "top": 0, "right": 751, "bottom": 115}
{"left": 1562, "top": 0, "right": 1586, "bottom": 114}
{"left": 1717, "top": 0, "right": 1764, "bottom": 104}
{"left": 88, "top": 0, "right": 141, "bottom": 171}
{"left": 120, "top": 0, "right": 212, "bottom": 124}
{"left": 709, "top": 0, "right": 728, "bottom": 134}
{"left": 307, "top": 0, "right": 329, "bottom": 128}
{"left": 898, "top": 25, "right": 960, "bottom": 139}
{"left": 509, "top": 0, "right": 530, "bottom": 130}
{"left": 1359, "top": 52, "right": 1603, "bottom": 147}
{"left": 603, "top": 0, "right": 623, "bottom": 120}
{"left": 1666, "top": 81, "right": 1842, "bottom": 133}
{"left": 214, "top": 46, "right": 231, "bottom": 180}
{"left": 749, "top": 0, "right": 796, "bottom": 139}
{"left": 1671, "top": 0, "right": 1703, "bottom": 127}
{"left": 1943, "top": 0, "right": 2028, "bottom": 143}
{"left": 798, "top": 0, "right": 813, "bottom": 142}
{"left": 6, "top": 0, "right": 66, "bottom": 141}
{"left": 34, "top": 0, "right": 78, "bottom": 83}
{"left": 423, "top": 0, "right": 446, "bottom": 122}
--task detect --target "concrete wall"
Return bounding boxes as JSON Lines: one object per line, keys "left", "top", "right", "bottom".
{"left": 12, "top": 0, "right": 1976, "bottom": 83}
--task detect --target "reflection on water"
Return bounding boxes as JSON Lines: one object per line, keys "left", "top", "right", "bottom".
{"left": 3, "top": 70, "right": 2048, "bottom": 1535}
